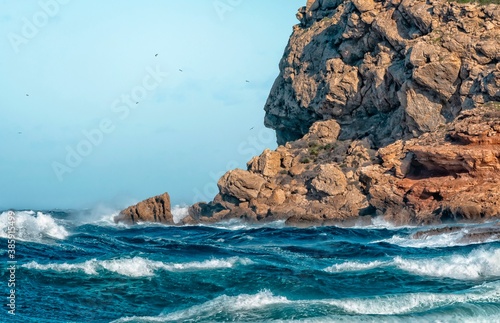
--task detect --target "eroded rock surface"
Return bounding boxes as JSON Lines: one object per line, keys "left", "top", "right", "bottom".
{"left": 115, "top": 192, "right": 173, "bottom": 224}
{"left": 265, "top": 0, "right": 500, "bottom": 146}
{"left": 362, "top": 105, "right": 500, "bottom": 224}
{"left": 183, "top": 119, "right": 374, "bottom": 226}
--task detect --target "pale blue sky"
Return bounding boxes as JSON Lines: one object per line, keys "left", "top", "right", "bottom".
{"left": 0, "top": 0, "right": 304, "bottom": 210}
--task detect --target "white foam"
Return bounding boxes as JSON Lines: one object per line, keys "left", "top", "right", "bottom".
{"left": 377, "top": 229, "right": 490, "bottom": 248}
{"left": 65, "top": 206, "right": 123, "bottom": 227}
{"left": 394, "top": 247, "right": 500, "bottom": 280}
{"left": 324, "top": 247, "right": 500, "bottom": 280}
{"left": 112, "top": 282, "right": 500, "bottom": 322}
{"left": 171, "top": 205, "right": 189, "bottom": 224}
{"left": 0, "top": 211, "right": 69, "bottom": 242}
{"left": 376, "top": 223, "right": 500, "bottom": 249}
{"left": 23, "top": 256, "right": 252, "bottom": 277}
{"left": 324, "top": 260, "right": 386, "bottom": 273}
{"left": 351, "top": 216, "right": 416, "bottom": 230}
{"left": 326, "top": 283, "right": 500, "bottom": 315}
{"left": 112, "top": 290, "right": 290, "bottom": 322}
{"left": 208, "top": 219, "right": 287, "bottom": 231}
{"left": 23, "top": 259, "right": 98, "bottom": 275}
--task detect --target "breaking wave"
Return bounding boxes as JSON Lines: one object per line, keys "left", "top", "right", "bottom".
{"left": 171, "top": 205, "right": 189, "bottom": 224}
{"left": 0, "top": 211, "right": 69, "bottom": 242}
{"left": 324, "top": 260, "right": 387, "bottom": 273}
{"left": 22, "top": 256, "right": 252, "bottom": 277}
{"left": 394, "top": 247, "right": 500, "bottom": 280}
{"left": 112, "top": 282, "right": 500, "bottom": 322}
{"left": 112, "top": 290, "right": 290, "bottom": 322}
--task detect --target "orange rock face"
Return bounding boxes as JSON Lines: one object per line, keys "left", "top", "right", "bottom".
{"left": 115, "top": 192, "right": 173, "bottom": 224}
{"left": 363, "top": 106, "right": 500, "bottom": 224}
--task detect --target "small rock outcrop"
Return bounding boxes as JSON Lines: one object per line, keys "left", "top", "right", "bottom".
{"left": 115, "top": 192, "right": 173, "bottom": 224}
{"left": 412, "top": 223, "right": 500, "bottom": 244}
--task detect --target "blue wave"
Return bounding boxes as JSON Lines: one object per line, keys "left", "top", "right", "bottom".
{"left": 1, "top": 210, "right": 499, "bottom": 322}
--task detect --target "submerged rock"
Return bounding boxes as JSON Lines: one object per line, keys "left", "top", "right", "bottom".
{"left": 412, "top": 224, "right": 500, "bottom": 244}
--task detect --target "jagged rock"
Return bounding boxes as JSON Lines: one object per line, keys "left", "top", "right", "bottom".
{"left": 311, "top": 164, "right": 347, "bottom": 196}
{"left": 265, "top": 0, "right": 500, "bottom": 146}
{"left": 412, "top": 225, "right": 500, "bottom": 244}
{"left": 218, "top": 169, "right": 266, "bottom": 201}
{"left": 248, "top": 149, "right": 282, "bottom": 177}
{"left": 362, "top": 106, "right": 500, "bottom": 224}
{"left": 301, "top": 120, "right": 341, "bottom": 144}
{"left": 269, "top": 189, "right": 287, "bottom": 205}
{"left": 115, "top": 193, "right": 173, "bottom": 224}
{"left": 352, "top": 0, "right": 376, "bottom": 13}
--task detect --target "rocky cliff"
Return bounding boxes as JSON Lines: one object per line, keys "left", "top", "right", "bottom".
{"left": 265, "top": 0, "right": 500, "bottom": 146}
{"left": 116, "top": 0, "right": 500, "bottom": 226}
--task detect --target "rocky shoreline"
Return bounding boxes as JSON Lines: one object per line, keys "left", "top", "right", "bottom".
{"left": 115, "top": 0, "right": 500, "bottom": 228}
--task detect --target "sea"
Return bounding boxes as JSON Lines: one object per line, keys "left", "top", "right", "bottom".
{"left": 1, "top": 209, "right": 499, "bottom": 323}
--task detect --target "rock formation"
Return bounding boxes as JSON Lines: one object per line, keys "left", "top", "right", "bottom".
{"left": 362, "top": 104, "right": 500, "bottom": 224}
{"left": 115, "top": 192, "right": 173, "bottom": 224}
{"left": 412, "top": 222, "right": 500, "bottom": 244}
{"left": 117, "top": 0, "right": 500, "bottom": 227}
{"left": 265, "top": 0, "right": 500, "bottom": 147}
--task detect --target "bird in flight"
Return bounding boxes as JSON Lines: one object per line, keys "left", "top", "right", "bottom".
{"left": 18, "top": 132, "right": 22, "bottom": 134}
{"left": 155, "top": 54, "right": 158, "bottom": 57}
{"left": 245, "top": 80, "right": 250, "bottom": 83}
{"left": 249, "top": 127, "right": 254, "bottom": 130}
{"left": 136, "top": 102, "right": 139, "bottom": 104}
{"left": 26, "top": 94, "right": 29, "bottom": 96}
{"left": 179, "top": 69, "right": 183, "bottom": 72}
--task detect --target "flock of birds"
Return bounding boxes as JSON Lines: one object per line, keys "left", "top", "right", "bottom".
{"left": 21, "top": 53, "right": 254, "bottom": 133}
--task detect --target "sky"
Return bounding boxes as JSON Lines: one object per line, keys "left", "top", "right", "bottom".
{"left": 0, "top": 0, "right": 305, "bottom": 210}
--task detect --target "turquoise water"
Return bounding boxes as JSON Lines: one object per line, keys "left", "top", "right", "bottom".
{"left": 1, "top": 210, "right": 500, "bottom": 322}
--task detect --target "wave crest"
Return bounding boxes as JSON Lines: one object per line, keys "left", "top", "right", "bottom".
{"left": 112, "top": 282, "right": 500, "bottom": 322}
{"left": 22, "top": 256, "right": 252, "bottom": 277}
{"left": 394, "top": 248, "right": 500, "bottom": 280}
{"left": 0, "top": 211, "right": 69, "bottom": 242}
{"left": 324, "top": 260, "right": 386, "bottom": 273}
{"left": 113, "top": 290, "right": 289, "bottom": 322}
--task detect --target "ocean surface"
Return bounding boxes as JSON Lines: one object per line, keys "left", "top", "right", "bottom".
{"left": 1, "top": 210, "right": 500, "bottom": 323}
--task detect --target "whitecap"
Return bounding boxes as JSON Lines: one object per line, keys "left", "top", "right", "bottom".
{"left": 325, "top": 280, "right": 500, "bottom": 315}
{"left": 324, "top": 260, "right": 386, "bottom": 273}
{"left": 350, "top": 216, "right": 416, "bottom": 230}
{"left": 394, "top": 247, "right": 500, "bottom": 280}
{"left": 22, "top": 256, "right": 252, "bottom": 277}
{"left": 112, "top": 290, "right": 290, "bottom": 322}
{"left": 23, "top": 259, "right": 98, "bottom": 275}
{"left": 206, "top": 219, "right": 287, "bottom": 231}
{"left": 111, "top": 282, "right": 500, "bottom": 322}
{"left": 0, "top": 211, "right": 69, "bottom": 242}
{"left": 377, "top": 230, "right": 491, "bottom": 249}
